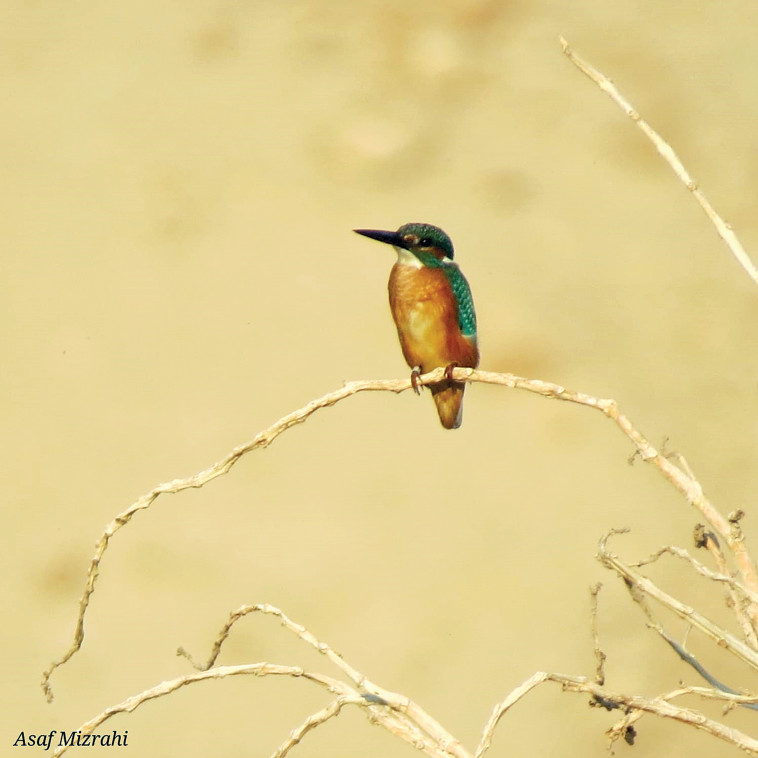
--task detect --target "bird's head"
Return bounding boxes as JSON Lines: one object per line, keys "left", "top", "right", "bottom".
{"left": 354, "top": 222, "right": 454, "bottom": 266}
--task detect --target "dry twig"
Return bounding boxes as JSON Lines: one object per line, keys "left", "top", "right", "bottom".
{"left": 599, "top": 529, "right": 758, "bottom": 671}
{"left": 560, "top": 36, "right": 758, "bottom": 287}
{"left": 477, "top": 671, "right": 758, "bottom": 756}
{"left": 589, "top": 583, "right": 606, "bottom": 686}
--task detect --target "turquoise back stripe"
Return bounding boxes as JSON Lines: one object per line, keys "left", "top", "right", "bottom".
{"left": 413, "top": 250, "right": 477, "bottom": 339}
{"left": 444, "top": 264, "right": 477, "bottom": 338}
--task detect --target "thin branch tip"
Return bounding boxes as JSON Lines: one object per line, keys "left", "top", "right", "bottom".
{"left": 560, "top": 37, "right": 758, "bottom": 287}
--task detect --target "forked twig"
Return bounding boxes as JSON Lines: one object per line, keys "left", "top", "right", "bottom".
{"left": 476, "top": 671, "right": 758, "bottom": 757}
{"left": 634, "top": 542, "right": 758, "bottom": 647}
{"left": 634, "top": 544, "right": 758, "bottom": 607}
{"left": 176, "top": 603, "right": 467, "bottom": 758}
{"left": 598, "top": 529, "right": 758, "bottom": 671}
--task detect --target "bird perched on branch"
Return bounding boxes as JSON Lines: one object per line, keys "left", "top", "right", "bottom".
{"left": 354, "top": 223, "right": 479, "bottom": 429}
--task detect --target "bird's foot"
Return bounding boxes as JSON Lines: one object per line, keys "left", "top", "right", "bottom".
{"left": 410, "top": 367, "right": 422, "bottom": 395}
{"left": 444, "top": 362, "right": 459, "bottom": 382}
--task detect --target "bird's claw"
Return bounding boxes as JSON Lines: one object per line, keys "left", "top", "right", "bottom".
{"left": 410, "top": 367, "right": 422, "bottom": 395}
{"left": 444, "top": 363, "right": 458, "bottom": 382}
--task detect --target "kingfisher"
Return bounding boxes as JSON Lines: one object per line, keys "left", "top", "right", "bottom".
{"left": 354, "top": 222, "right": 479, "bottom": 429}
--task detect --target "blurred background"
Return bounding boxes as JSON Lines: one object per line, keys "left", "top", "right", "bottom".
{"left": 3, "top": 1, "right": 758, "bottom": 756}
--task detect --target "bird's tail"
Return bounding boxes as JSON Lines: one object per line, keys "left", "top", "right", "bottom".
{"left": 431, "top": 381, "right": 465, "bottom": 429}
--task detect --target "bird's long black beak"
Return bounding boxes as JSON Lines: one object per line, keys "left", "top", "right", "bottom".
{"left": 353, "top": 228, "right": 407, "bottom": 249}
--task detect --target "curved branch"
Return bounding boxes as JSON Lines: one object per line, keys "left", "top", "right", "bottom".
{"left": 41, "top": 368, "right": 757, "bottom": 700}
{"left": 50, "top": 664, "right": 360, "bottom": 758}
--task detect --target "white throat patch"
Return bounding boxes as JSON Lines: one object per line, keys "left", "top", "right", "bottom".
{"left": 394, "top": 247, "right": 423, "bottom": 268}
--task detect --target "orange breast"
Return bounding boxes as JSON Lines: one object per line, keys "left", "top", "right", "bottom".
{"left": 388, "top": 263, "right": 479, "bottom": 373}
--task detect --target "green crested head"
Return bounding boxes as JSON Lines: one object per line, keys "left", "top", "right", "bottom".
{"left": 353, "top": 222, "right": 455, "bottom": 266}
{"left": 395, "top": 223, "right": 454, "bottom": 261}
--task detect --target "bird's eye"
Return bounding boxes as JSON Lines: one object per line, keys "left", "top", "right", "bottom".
{"left": 419, "top": 237, "right": 432, "bottom": 247}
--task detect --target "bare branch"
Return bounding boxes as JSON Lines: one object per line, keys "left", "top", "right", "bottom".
{"left": 635, "top": 542, "right": 758, "bottom": 647}
{"left": 271, "top": 697, "right": 362, "bottom": 758}
{"left": 476, "top": 672, "right": 758, "bottom": 757}
{"left": 475, "top": 672, "right": 551, "bottom": 758}
{"left": 41, "top": 368, "right": 758, "bottom": 699}
{"left": 652, "top": 626, "right": 758, "bottom": 711}
{"left": 598, "top": 530, "right": 758, "bottom": 671}
{"left": 695, "top": 526, "right": 758, "bottom": 646}
{"left": 560, "top": 36, "right": 758, "bottom": 288}
{"left": 175, "top": 603, "right": 467, "bottom": 758}
{"left": 634, "top": 544, "right": 758, "bottom": 606}
{"left": 50, "top": 611, "right": 758, "bottom": 758}
{"left": 267, "top": 694, "right": 452, "bottom": 758}
{"left": 51, "top": 663, "right": 350, "bottom": 757}
{"left": 589, "top": 583, "right": 606, "bottom": 686}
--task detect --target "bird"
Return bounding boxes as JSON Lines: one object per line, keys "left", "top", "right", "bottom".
{"left": 354, "top": 222, "right": 479, "bottom": 429}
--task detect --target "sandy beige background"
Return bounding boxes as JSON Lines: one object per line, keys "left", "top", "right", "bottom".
{"left": 4, "top": 2, "right": 758, "bottom": 756}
